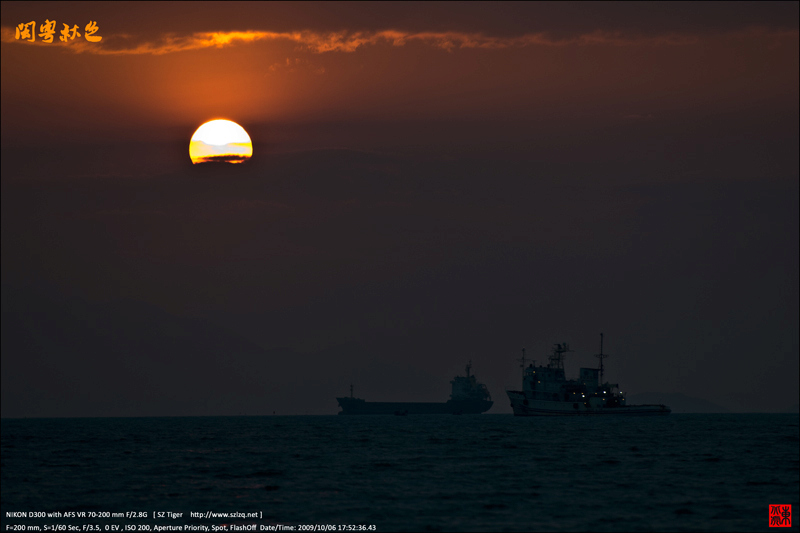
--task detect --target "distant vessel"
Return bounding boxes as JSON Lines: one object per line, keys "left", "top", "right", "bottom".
{"left": 507, "top": 334, "right": 670, "bottom": 416}
{"left": 337, "top": 362, "right": 493, "bottom": 415}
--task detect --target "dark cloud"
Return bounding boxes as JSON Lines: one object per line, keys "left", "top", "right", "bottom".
{"left": 193, "top": 154, "right": 251, "bottom": 164}
{"left": 3, "top": 2, "right": 798, "bottom": 38}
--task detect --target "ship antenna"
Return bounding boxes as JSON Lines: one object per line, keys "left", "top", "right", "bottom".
{"left": 549, "top": 342, "right": 572, "bottom": 369}
{"left": 518, "top": 348, "right": 527, "bottom": 378}
{"left": 466, "top": 360, "right": 472, "bottom": 377}
{"left": 595, "top": 333, "right": 610, "bottom": 383}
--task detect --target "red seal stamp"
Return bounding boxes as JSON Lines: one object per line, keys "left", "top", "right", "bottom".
{"left": 769, "top": 504, "right": 792, "bottom": 527}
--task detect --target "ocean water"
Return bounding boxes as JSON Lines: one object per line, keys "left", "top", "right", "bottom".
{"left": 1, "top": 414, "right": 798, "bottom": 532}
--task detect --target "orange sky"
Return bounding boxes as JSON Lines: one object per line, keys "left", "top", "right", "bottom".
{"left": 1, "top": 2, "right": 797, "bottom": 145}
{"left": 1, "top": 3, "right": 798, "bottom": 416}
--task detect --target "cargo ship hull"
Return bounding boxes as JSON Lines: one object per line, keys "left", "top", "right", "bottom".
{"left": 338, "top": 362, "right": 493, "bottom": 415}
{"left": 507, "top": 391, "right": 670, "bottom": 416}
{"left": 337, "top": 397, "right": 493, "bottom": 415}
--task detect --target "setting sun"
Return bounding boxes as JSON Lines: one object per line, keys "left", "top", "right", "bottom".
{"left": 189, "top": 119, "right": 253, "bottom": 164}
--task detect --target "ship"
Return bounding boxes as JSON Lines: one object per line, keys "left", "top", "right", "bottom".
{"left": 506, "top": 334, "right": 670, "bottom": 416}
{"left": 337, "top": 362, "right": 493, "bottom": 415}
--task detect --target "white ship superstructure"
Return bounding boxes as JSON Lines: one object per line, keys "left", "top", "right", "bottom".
{"left": 507, "top": 334, "right": 670, "bottom": 416}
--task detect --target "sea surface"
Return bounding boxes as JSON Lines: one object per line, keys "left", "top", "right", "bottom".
{"left": 1, "top": 414, "right": 798, "bottom": 532}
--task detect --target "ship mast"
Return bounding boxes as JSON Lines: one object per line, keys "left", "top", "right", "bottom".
{"left": 595, "top": 333, "right": 610, "bottom": 382}
{"left": 517, "top": 347, "right": 536, "bottom": 378}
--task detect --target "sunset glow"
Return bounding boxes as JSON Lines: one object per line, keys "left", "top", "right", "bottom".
{"left": 189, "top": 119, "right": 252, "bottom": 164}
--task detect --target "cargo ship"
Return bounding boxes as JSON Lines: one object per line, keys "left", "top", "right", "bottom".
{"left": 337, "top": 362, "right": 493, "bottom": 415}
{"left": 507, "top": 334, "right": 670, "bottom": 416}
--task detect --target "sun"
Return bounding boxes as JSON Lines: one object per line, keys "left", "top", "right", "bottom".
{"left": 189, "top": 119, "right": 253, "bottom": 164}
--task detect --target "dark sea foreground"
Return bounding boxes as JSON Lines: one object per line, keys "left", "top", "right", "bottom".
{"left": 1, "top": 414, "right": 798, "bottom": 532}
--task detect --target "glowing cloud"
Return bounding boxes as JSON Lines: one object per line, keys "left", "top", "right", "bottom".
{"left": 7, "top": 27, "right": 788, "bottom": 56}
